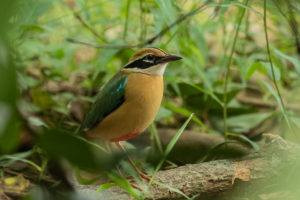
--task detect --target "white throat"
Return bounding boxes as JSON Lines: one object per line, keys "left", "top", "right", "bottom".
{"left": 129, "top": 63, "right": 168, "bottom": 75}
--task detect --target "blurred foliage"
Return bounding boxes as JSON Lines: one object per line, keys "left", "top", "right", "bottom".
{"left": 1, "top": 0, "right": 300, "bottom": 199}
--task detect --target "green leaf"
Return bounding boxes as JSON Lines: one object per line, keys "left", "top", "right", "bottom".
{"left": 163, "top": 103, "right": 206, "bottom": 129}
{"left": 0, "top": 155, "right": 42, "bottom": 172}
{"left": 190, "top": 45, "right": 205, "bottom": 67}
{"left": 17, "top": 0, "right": 52, "bottom": 26}
{"left": 31, "top": 88, "right": 56, "bottom": 111}
{"left": 189, "top": 25, "right": 208, "bottom": 65}
{"left": 261, "top": 62, "right": 281, "bottom": 81}
{"left": 0, "top": 40, "right": 20, "bottom": 154}
{"left": 155, "top": 0, "right": 176, "bottom": 26}
{"left": 263, "top": 81, "right": 284, "bottom": 112}
{"left": 247, "top": 61, "right": 281, "bottom": 81}
{"left": 183, "top": 58, "right": 214, "bottom": 93}
{"left": 223, "top": 112, "right": 273, "bottom": 133}
{"left": 149, "top": 123, "right": 163, "bottom": 154}
{"left": 291, "top": 117, "right": 300, "bottom": 128}
{"left": 107, "top": 173, "right": 142, "bottom": 199}
{"left": 55, "top": 49, "right": 65, "bottom": 59}
{"left": 37, "top": 129, "right": 117, "bottom": 170}
{"left": 28, "top": 117, "right": 49, "bottom": 128}
{"left": 74, "top": 168, "right": 102, "bottom": 185}
{"left": 246, "top": 62, "right": 262, "bottom": 80}
{"left": 96, "top": 182, "right": 118, "bottom": 192}
{"left": 167, "top": 77, "right": 223, "bottom": 107}
{"left": 273, "top": 49, "right": 300, "bottom": 74}
{"left": 0, "top": 151, "right": 33, "bottom": 166}
{"left": 0, "top": 103, "right": 12, "bottom": 134}
{"left": 93, "top": 48, "right": 120, "bottom": 80}
{"left": 226, "top": 132, "right": 259, "bottom": 152}
{"left": 155, "top": 106, "right": 172, "bottom": 121}
{"left": 20, "top": 24, "right": 45, "bottom": 32}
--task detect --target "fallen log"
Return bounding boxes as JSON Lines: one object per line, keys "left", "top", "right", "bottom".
{"left": 76, "top": 134, "right": 300, "bottom": 200}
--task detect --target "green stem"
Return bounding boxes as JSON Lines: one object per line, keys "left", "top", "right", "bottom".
{"left": 39, "top": 157, "right": 48, "bottom": 181}
{"left": 123, "top": 0, "right": 131, "bottom": 40}
{"left": 139, "top": 0, "right": 147, "bottom": 42}
{"left": 263, "top": 0, "right": 296, "bottom": 138}
{"left": 223, "top": 0, "right": 248, "bottom": 135}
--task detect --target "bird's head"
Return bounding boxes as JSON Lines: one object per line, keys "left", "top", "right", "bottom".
{"left": 123, "top": 47, "right": 182, "bottom": 75}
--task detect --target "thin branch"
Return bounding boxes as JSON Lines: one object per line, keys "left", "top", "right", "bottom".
{"left": 66, "top": 38, "right": 136, "bottom": 49}
{"left": 67, "top": 0, "right": 212, "bottom": 49}
{"left": 138, "top": 0, "right": 211, "bottom": 46}
{"left": 64, "top": 0, "right": 106, "bottom": 42}
{"left": 73, "top": 12, "right": 107, "bottom": 42}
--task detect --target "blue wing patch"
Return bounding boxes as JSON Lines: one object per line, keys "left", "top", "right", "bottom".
{"left": 80, "top": 72, "right": 128, "bottom": 132}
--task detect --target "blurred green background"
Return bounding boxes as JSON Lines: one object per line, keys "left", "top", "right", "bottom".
{"left": 1, "top": 0, "right": 300, "bottom": 199}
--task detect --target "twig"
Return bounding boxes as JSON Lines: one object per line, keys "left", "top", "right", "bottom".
{"left": 64, "top": 0, "right": 106, "bottom": 42}
{"left": 73, "top": 12, "right": 107, "bottom": 42}
{"left": 66, "top": 38, "right": 136, "bottom": 49}
{"left": 67, "top": 0, "right": 212, "bottom": 49}
{"left": 140, "top": 0, "right": 211, "bottom": 46}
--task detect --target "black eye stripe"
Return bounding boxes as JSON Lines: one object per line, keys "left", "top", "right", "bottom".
{"left": 124, "top": 59, "right": 152, "bottom": 69}
{"left": 124, "top": 55, "right": 163, "bottom": 69}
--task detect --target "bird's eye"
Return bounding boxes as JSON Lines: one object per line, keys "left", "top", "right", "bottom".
{"left": 146, "top": 54, "right": 155, "bottom": 61}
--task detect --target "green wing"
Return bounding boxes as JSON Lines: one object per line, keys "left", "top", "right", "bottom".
{"left": 80, "top": 72, "right": 127, "bottom": 132}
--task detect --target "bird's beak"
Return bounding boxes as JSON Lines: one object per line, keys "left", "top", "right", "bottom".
{"left": 157, "top": 54, "right": 182, "bottom": 64}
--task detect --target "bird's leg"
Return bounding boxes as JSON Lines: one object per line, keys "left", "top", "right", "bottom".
{"left": 103, "top": 142, "right": 143, "bottom": 191}
{"left": 116, "top": 165, "right": 143, "bottom": 191}
{"left": 115, "top": 141, "right": 152, "bottom": 181}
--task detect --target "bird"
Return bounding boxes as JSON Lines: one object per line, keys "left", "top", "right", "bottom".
{"left": 80, "top": 47, "right": 182, "bottom": 180}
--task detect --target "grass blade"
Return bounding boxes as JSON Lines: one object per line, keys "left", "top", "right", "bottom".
{"left": 164, "top": 113, "right": 194, "bottom": 156}
{"left": 226, "top": 132, "right": 259, "bottom": 152}
{"left": 107, "top": 172, "right": 142, "bottom": 199}
{"left": 96, "top": 182, "right": 118, "bottom": 192}
{"left": 146, "top": 113, "right": 194, "bottom": 197}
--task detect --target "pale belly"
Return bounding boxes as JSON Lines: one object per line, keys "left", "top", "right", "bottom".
{"left": 85, "top": 73, "right": 163, "bottom": 141}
